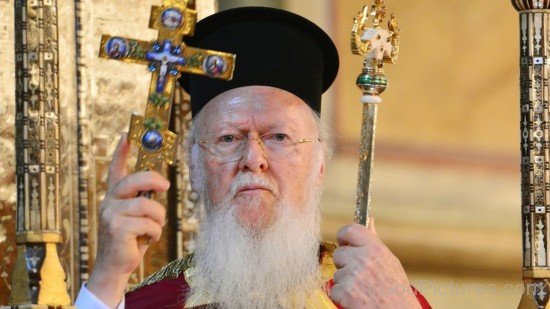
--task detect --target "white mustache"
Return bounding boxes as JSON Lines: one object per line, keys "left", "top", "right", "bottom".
{"left": 229, "top": 173, "right": 277, "bottom": 197}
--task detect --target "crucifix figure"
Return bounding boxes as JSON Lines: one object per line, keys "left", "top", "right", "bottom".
{"left": 99, "top": 0, "right": 235, "bottom": 172}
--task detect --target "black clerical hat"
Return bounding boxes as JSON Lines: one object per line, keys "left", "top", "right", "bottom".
{"left": 179, "top": 6, "right": 339, "bottom": 116}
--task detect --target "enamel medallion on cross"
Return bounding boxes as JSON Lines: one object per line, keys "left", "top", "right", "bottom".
{"left": 99, "top": 0, "right": 235, "bottom": 172}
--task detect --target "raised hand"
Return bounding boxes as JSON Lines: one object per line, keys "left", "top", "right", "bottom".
{"left": 87, "top": 134, "right": 170, "bottom": 308}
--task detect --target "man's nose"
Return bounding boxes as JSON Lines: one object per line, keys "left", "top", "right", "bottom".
{"left": 238, "top": 137, "right": 269, "bottom": 172}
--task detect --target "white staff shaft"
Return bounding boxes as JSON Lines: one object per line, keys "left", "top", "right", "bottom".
{"left": 354, "top": 102, "right": 378, "bottom": 227}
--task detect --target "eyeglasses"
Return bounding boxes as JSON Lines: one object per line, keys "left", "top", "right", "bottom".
{"left": 196, "top": 132, "right": 320, "bottom": 162}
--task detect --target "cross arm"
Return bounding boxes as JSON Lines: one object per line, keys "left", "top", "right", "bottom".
{"left": 177, "top": 46, "right": 236, "bottom": 80}
{"left": 99, "top": 35, "right": 153, "bottom": 65}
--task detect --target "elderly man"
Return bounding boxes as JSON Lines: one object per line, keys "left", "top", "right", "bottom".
{"left": 75, "top": 6, "right": 430, "bottom": 309}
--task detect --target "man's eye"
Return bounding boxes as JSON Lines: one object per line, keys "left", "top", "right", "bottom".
{"left": 272, "top": 133, "right": 288, "bottom": 141}
{"left": 220, "top": 135, "right": 236, "bottom": 143}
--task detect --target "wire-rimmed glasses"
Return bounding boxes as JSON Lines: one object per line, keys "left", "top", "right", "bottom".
{"left": 196, "top": 132, "right": 320, "bottom": 162}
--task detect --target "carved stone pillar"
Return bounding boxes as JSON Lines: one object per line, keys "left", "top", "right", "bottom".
{"left": 513, "top": 1, "right": 550, "bottom": 308}
{"left": 9, "top": 0, "right": 70, "bottom": 306}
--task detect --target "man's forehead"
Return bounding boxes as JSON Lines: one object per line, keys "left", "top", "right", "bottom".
{"left": 198, "top": 86, "right": 317, "bottom": 131}
{"left": 204, "top": 86, "right": 307, "bottom": 115}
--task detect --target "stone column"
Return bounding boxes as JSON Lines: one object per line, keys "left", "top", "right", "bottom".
{"left": 9, "top": 0, "right": 70, "bottom": 306}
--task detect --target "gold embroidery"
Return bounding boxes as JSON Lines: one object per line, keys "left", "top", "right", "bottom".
{"left": 320, "top": 241, "right": 338, "bottom": 284}
{"left": 129, "top": 253, "right": 194, "bottom": 292}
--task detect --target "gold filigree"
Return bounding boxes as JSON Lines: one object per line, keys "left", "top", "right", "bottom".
{"left": 351, "top": 5, "right": 370, "bottom": 56}
{"left": 351, "top": 0, "right": 399, "bottom": 64}
{"left": 129, "top": 253, "right": 193, "bottom": 292}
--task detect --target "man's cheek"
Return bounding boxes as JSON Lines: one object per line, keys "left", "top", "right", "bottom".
{"left": 207, "top": 182, "right": 223, "bottom": 204}
{"left": 207, "top": 176, "right": 232, "bottom": 204}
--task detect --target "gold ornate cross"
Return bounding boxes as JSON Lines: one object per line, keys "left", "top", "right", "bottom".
{"left": 99, "top": 0, "right": 235, "bottom": 172}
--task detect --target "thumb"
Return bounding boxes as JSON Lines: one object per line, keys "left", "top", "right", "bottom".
{"left": 368, "top": 216, "right": 377, "bottom": 236}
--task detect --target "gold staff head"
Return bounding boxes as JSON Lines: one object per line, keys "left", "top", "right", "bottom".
{"left": 351, "top": 0, "right": 399, "bottom": 96}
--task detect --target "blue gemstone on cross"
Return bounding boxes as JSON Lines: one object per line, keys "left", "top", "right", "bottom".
{"left": 141, "top": 130, "right": 164, "bottom": 151}
{"left": 146, "top": 40, "right": 186, "bottom": 93}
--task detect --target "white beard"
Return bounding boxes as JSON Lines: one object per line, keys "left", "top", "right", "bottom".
{"left": 189, "top": 172, "right": 323, "bottom": 308}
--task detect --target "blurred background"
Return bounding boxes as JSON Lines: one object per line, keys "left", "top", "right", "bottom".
{"left": 226, "top": 1, "right": 521, "bottom": 308}
{"left": 0, "top": 0, "right": 521, "bottom": 308}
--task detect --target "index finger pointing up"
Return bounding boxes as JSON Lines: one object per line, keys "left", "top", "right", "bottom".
{"left": 107, "top": 133, "right": 130, "bottom": 190}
